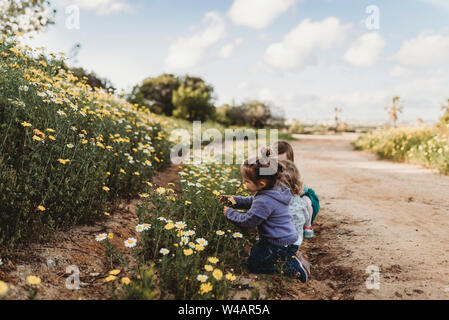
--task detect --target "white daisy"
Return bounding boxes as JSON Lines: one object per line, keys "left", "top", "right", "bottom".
{"left": 124, "top": 238, "right": 137, "bottom": 248}
{"left": 197, "top": 274, "right": 208, "bottom": 283}
{"left": 159, "top": 248, "right": 170, "bottom": 255}
{"left": 185, "top": 230, "right": 195, "bottom": 237}
{"left": 135, "top": 224, "right": 145, "bottom": 233}
{"left": 232, "top": 232, "right": 243, "bottom": 239}
{"left": 174, "top": 221, "right": 186, "bottom": 229}
{"left": 95, "top": 233, "right": 107, "bottom": 242}
{"left": 196, "top": 238, "right": 208, "bottom": 247}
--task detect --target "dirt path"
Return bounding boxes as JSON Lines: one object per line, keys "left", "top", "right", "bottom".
{"left": 291, "top": 134, "right": 449, "bottom": 300}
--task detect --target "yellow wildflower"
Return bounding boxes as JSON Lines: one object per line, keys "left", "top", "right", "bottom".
{"left": 21, "top": 121, "right": 32, "bottom": 127}
{"left": 164, "top": 222, "right": 175, "bottom": 230}
{"left": 199, "top": 282, "right": 213, "bottom": 295}
{"left": 26, "top": 275, "right": 41, "bottom": 286}
{"left": 225, "top": 273, "right": 236, "bottom": 281}
{"left": 105, "top": 275, "right": 117, "bottom": 282}
{"left": 207, "top": 257, "right": 219, "bottom": 264}
{"left": 212, "top": 269, "right": 223, "bottom": 281}
{"left": 204, "top": 265, "right": 213, "bottom": 272}
{"left": 0, "top": 281, "right": 9, "bottom": 296}
{"left": 109, "top": 269, "right": 121, "bottom": 276}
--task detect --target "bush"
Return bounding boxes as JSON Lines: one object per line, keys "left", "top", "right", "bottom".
{"left": 354, "top": 126, "right": 449, "bottom": 174}
{"left": 0, "top": 36, "right": 172, "bottom": 249}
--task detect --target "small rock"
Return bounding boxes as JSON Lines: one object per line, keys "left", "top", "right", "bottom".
{"left": 46, "top": 259, "right": 57, "bottom": 268}
{"left": 89, "top": 273, "right": 100, "bottom": 277}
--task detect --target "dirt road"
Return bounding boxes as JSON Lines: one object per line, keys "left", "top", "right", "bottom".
{"left": 292, "top": 134, "right": 449, "bottom": 300}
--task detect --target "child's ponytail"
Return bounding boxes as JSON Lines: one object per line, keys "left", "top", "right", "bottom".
{"left": 278, "top": 160, "right": 304, "bottom": 196}
{"left": 242, "top": 156, "right": 284, "bottom": 190}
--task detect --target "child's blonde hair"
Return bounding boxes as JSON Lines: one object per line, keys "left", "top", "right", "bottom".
{"left": 279, "top": 160, "right": 304, "bottom": 196}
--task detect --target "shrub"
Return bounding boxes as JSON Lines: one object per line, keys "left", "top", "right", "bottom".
{"left": 354, "top": 126, "right": 449, "bottom": 175}
{"left": 0, "top": 36, "right": 171, "bottom": 249}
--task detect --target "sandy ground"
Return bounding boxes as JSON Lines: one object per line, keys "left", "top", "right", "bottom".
{"left": 291, "top": 133, "right": 449, "bottom": 299}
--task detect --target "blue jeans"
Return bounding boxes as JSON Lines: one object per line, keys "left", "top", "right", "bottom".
{"left": 248, "top": 239, "right": 299, "bottom": 276}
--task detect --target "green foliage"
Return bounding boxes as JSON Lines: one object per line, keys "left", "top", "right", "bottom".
{"left": 217, "top": 100, "right": 284, "bottom": 129}
{"left": 69, "top": 67, "right": 115, "bottom": 91}
{"left": 128, "top": 74, "right": 216, "bottom": 121}
{"left": 354, "top": 126, "right": 449, "bottom": 174}
{"left": 172, "top": 79, "right": 216, "bottom": 122}
{"left": 128, "top": 74, "right": 180, "bottom": 116}
{"left": 0, "top": 0, "right": 55, "bottom": 35}
{"left": 0, "top": 37, "right": 171, "bottom": 249}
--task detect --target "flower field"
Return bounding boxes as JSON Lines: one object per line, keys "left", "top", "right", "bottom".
{"left": 354, "top": 125, "right": 449, "bottom": 175}
{"left": 0, "top": 35, "right": 172, "bottom": 249}
{"left": 94, "top": 162, "right": 257, "bottom": 300}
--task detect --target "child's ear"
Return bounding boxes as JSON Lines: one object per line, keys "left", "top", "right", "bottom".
{"left": 258, "top": 180, "right": 267, "bottom": 189}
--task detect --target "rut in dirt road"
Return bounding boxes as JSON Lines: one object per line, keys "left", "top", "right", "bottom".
{"left": 292, "top": 134, "right": 449, "bottom": 300}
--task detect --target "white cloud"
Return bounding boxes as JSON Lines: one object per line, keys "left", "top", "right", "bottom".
{"left": 395, "top": 33, "right": 449, "bottom": 67}
{"left": 390, "top": 66, "right": 412, "bottom": 78}
{"left": 220, "top": 37, "right": 244, "bottom": 58}
{"left": 165, "top": 12, "right": 226, "bottom": 70}
{"left": 264, "top": 17, "right": 352, "bottom": 69}
{"left": 343, "top": 32, "right": 385, "bottom": 67}
{"left": 56, "top": 0, "right": 134, "bottom": 15}
{"left": 228, "top": 0, "right": 297, "bottom": 29}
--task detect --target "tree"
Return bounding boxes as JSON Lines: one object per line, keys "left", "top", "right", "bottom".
{"left": 333, "top": 107, "right": 342, "bottom": 132}
{"left": 172, "top": 78, "right": 215, "bottom": 121}
{"left": 216, "top": 104, "right": 232, "bottom": 126}
{"left": 241, "top": 100, "right": 272, "bottom": 128}
{"left": 0, "top": 0, "right": 55, "bottom": 36}
{"left": 386, "top": 97, "right": 403, "bottom": 128}
{"left": 128, "top": 74, "right": 181, "bottom": 115}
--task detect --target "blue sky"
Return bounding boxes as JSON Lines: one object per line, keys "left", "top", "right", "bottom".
{"left": 23, "top": 0, "right": 449, "bottom": 123}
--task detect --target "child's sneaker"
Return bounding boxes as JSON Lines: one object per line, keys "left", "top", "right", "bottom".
{"left": 295, "top": 252, "right": 311, "bottom": 277}
{"left": 304, "top": 226, "right": 314, "bottom": 239}
{"left": 286, "top": 256, "right": 308, "bottom": 283}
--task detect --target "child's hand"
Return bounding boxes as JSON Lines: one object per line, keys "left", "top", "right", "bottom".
{"left": 219, "top": 195, "right": 235, "bottom": 205}
{"left": 223, "top": 206, "right": 230, "bottom": 216}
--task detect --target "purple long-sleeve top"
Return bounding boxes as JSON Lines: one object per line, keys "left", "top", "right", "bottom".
{"left": 225, "top": 184, "right": 299, "bottom": 247}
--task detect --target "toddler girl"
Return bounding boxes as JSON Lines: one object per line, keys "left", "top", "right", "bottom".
{"left": 220, "top": 157, "right": 308, "bottom": 282}
{"left": 279, "top": 159, "right": 312, "bottom": 276}
{"left": 265, "top": 141, "right": 320, "bottom": 239}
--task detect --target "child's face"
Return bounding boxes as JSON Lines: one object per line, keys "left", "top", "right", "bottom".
{"left": 241, "top": 169, "right": 266, "bottom": 193}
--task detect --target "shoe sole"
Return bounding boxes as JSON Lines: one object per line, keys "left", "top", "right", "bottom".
{"left": 294, "top": 257, "right": 308, "bottom": 283}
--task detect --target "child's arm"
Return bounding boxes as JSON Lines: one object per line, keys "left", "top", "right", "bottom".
{"left": 220, "top": 195, "right": 254, "bottom": 209}
{"left": 232, "top": 196, "right": 254, "bottom": 210}
{"left": 225, "top": 198, "right": 271, "bottom": 229}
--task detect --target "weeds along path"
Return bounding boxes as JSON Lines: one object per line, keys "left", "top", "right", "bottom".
{"left": 2, "top": 166, "right": 180, "bottom": 300}
{"left": 291, "top": 134, "right": 449, "bottom": 300}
